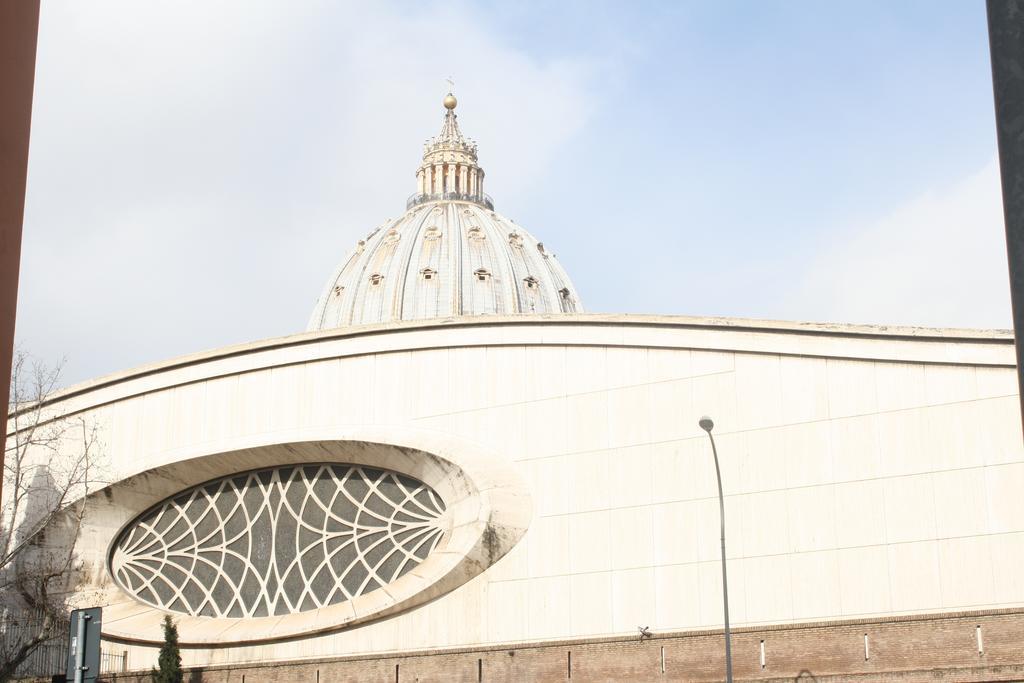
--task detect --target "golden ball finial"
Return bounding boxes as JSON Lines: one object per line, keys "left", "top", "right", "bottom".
{"left": 443, "top": 93, "right": 457, "bottom": 110}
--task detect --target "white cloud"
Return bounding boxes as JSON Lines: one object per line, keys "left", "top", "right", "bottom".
{"left": 18, "top": 1, "right": 598, "bottom": 385}
{"left": 788, "top": 156, "right": 1011, "bottom": 329}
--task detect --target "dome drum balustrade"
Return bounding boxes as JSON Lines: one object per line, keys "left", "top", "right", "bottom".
{"left": 406, "top": 191, "right": 494, "bottom": 211}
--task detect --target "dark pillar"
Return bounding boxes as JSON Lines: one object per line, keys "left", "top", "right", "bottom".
{"left": 988, "top": 0, "right": 1024, "bottom": 434}
{"left": 0, "top": 1, "right": 41, "bottom": 496}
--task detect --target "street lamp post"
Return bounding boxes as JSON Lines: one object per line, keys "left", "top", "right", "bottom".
{"left": 699, "top": 415, "right": 733, "bottom": 683}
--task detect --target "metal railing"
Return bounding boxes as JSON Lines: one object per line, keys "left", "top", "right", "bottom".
{"left": 100, "top": 648, "right": 129, "bottom": 674}
{"left": 0, "top": 610, "right": 129, "bottom": 679}
{"left": 406, "top": 191, "right": 494, "bottom": 210}
{"left": 0, "top": 610, "right": 69, "bottom": 679}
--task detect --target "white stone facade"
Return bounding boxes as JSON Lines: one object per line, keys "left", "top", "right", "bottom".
{"left": 14, "top": 314, "right": 1022, "bottom": 667}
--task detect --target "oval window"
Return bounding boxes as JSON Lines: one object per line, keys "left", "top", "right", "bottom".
{"left": 110, "top": 464, "right": 447, "bottom": 619}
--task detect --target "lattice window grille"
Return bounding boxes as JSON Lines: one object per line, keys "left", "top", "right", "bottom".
{"left": 111, "top": 464, "right": 446, "bottom": 619}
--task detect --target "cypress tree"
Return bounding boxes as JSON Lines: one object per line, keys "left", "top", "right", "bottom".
{"left": 152, "top": 614, "right": 183, "bottom": 683}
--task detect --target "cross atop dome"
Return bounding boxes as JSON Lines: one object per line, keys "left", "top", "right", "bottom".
{"left": 409, "top": 92, "right": 490, "bottom": 210}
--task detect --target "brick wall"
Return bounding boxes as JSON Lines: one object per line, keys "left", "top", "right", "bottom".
{"left": 104, "top": 608, "right": 1024, "bottom": 683}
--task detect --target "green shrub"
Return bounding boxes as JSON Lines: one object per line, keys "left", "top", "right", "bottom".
{"left": 151, "top": 615, "right": 182, "bottom": 683}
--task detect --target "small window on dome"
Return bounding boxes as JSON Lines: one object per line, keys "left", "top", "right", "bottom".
{"left": 467, "top": 226, "right": 485, "bottom": 241}
{"left": 523, "top": 276, "right": 539, "bottom": 290}
{"left": 536, "top": 242, "right": 548, "bottom": 257}
{"left": 474, "top": 268, "right": 491, "bottom": 282}
{"left": 420, "top": 267, "right": 437, "bottom": 281}
{"left": 369, "top": 273, "right": 384, "bottom": 286}
{"left": 333, "top": 285, "right": 344, "bottom": 297}
{"left": 384, "top": 229, "right": 400, "bottom": 244}
{"left": 558, "top": 287, "right": 571, "bottom": 300}
{"left": 424, "top": 226, "right": 442, "bottom": 240}
{"left": 508, "top": 232, "right": 523, "bottom": 248}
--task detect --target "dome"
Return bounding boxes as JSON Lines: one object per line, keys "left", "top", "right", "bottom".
{"left": 307, "top": 94, "right": 584, "bottom": 331}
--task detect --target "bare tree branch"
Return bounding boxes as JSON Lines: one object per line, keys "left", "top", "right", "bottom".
{"left": 0, "top": 348, "right": 107, "bottom": 681}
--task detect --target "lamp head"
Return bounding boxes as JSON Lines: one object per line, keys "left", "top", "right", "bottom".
{"left": 698, "top": 416, "right": 714, "bottom": 433}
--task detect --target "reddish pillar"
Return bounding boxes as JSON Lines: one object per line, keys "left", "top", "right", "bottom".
{"left": 0, "top": 1, "right": 42, "bottom": 499}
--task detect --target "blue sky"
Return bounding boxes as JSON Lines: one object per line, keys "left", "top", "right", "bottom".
{"left": 17, "top": 1, "right": 1009, "bottom": 385}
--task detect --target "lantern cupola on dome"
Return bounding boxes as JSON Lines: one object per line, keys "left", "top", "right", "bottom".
{"left": 408, "top": 91, "right": 490, "bottom": 210}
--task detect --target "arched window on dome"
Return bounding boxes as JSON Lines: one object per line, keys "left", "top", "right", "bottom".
{"left": 384, "top": 229, "right": 400, "bottom": 244}
{"left": 420, "top": 267, "right": 437, "bottom": 281}
{"left": 369, "top": 273, "right": 384, "bottom": 286}
{"left": 474, "top": 268, "right": 491, "bottom": 282}
{"left": 558, "top": 287, "right": 571, "bottom": 300}
{"left": 333, "top": 285, "right": 344, "bottom": 297}
{"left": 523, "top": 275, "right": 539, "bottom": 290}
{"left": 508, "top": 232, "right": 523, "bottom": 248}
{"left": 424, "top": 226, "right": 442, "bottom": 240}
{"left": 467, "top": 226, "right": 485, "bottom": 241}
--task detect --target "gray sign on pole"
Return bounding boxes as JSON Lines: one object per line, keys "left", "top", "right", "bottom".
{"left": 65, "top": 607, "right": 101, "bottom": 683}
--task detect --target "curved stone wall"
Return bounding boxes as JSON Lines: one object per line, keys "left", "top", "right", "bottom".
{"left": 10, "top": 314, "right": 1021, "bottom": 666}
